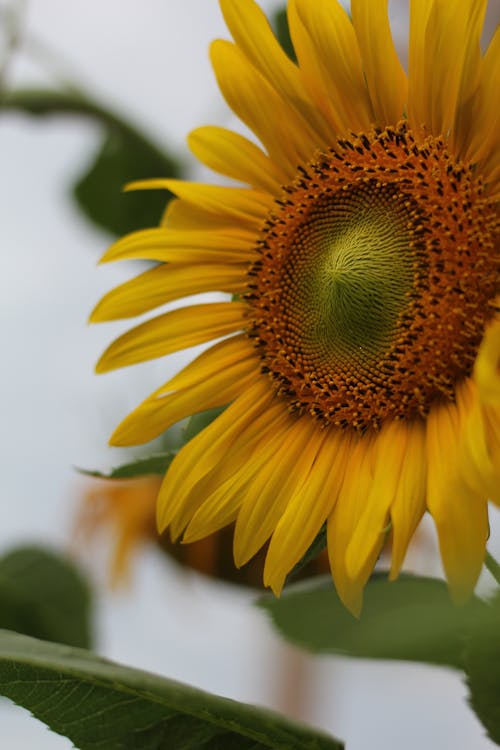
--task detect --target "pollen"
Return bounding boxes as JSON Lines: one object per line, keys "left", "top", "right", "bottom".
{"left": 247, "top": 123, "right": 500, "bottom": 431}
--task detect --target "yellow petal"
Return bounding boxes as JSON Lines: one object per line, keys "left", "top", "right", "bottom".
{"left": 264, "top": 427, "right": 350, "bottom": 595}
{"left": 110, "top": 347, "right": 259, "bottom": 447}
{"left": 188, "top": 126, "right": 286, "bottom": 194}
{"left": 389, "top": 420, "right": 427, "bottom": 579}
{"left": 181, "top": 469, "right": 251, "bottom": 543}
{"left": 99, "top": 227, "right": 257, "bottom": 265}
{"left": 407, "top": 0, "right": 434, "bottom": 136}
{"left": 156, "top": 378, "right": 274, "bottom": 534}
{"left": 210, "top": 40, "right": 320, "bottom": 176}
{"left": 233, "top": 413, "right": 318, "bottom": 567}
{"left": 457, "top": 379, "right": 500, "bottom": 505}
{"left": 219, "top": 0, "right": 329, "bottom": 141}
{"left": 162, "top": 196, "right": 259, "bottom": 232}
{"left": 474, "top": 317, "right": 500, "bottom": 405}
{"left": 287, "top": 0, "right": 335, "bottom": 128}
{"left": 178, "top": 399, "right": 289, "bottom": 543}
{"left": 426, "top": 395, "right": 488, "bottom": 603}
{"left": 408, "top": 0, "right": 487, "bottom": 139}
{"left": 95, "top": 301, "right": 246, "bottom": 372}
{"left": 449, "top": 0, "right": 487, "bottom": 157}
{"left": 467, "top": 26, "right": 500, "bottom": 182}
{"left": 91, "top": 263, "right": 247, "bottom": 322}
{"left": 345, "top": 420, "right": 407, "bottom": 581}
{"left": 127, "top": 179, "right": 272, "bottom": 223}
{"left": 482, "top": 403, "right": 500, "bottom": 507}
{"left": 180, "top": 403, "right": 292, "bottom": 543}
{"left": 159, "top": 334, "right": 253, "bottom": 393}
{"left": 327, "top": 434, "right": 377, "bottom": 616}
{"left": 351, "top": 0, "right": 407, "bottom": 126}
{"left": 289, "top": 0, "right": 373, "bottom": 134}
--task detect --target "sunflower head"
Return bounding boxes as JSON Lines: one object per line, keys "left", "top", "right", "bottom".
{"left": 93, "top": 0, "right": 500, "bottom": 614}
{"left": 248, "top": 122, "right": 499, "bottom": 431}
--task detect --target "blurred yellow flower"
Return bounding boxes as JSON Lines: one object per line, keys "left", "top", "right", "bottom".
{"left": 77, "top": 476, "right": 160, "bottom": 586}
{"left": 92, "top": 0, "right": 500, "bottom": 613}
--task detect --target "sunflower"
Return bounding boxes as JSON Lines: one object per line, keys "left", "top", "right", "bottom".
{"left": 76, "top": 476, "right": 161, "bottom": 586}
{"left": 92, "top": 0, "right": 500, "bottom": 614}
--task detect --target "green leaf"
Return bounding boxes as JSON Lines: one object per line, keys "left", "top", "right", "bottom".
{"left": 80, "top": 451, "right": 175, "bottom": 479}
{"left": 1, "top": 88, "right": 180, "bottom": 235}
{"left": 272, "top": 8, "right": 296, "bottom": 62}
{"left": 73, "top": 131, "right": 176, "bottom": 236}
{"left": 0, "top": 630, "right": 343, "bottom": 750}
{"left": 0, "top": 546, "right": 92, "bottom": 649}
{"left": 259, "top": 573, "right": 485, "bottom": 669}
{"left": 465, "top": 592, "right": 500, "bottom": 745}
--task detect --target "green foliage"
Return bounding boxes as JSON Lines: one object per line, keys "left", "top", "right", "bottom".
{"left": 0, "top": 630, "right": 344, "bottom": 750}
{"left": 81, "top": 451, "right": 175, "bottom": 479}
{"left": 1, "top": 88, "right": 180, "bottom": 236}
{"left": 465, "top": 592, "right": 500, "bottom": 745}
{"left": 73, "top": 131, "right": 175, "bottom": 236}
{"left": 272, "top": 8, "right": 296, "bottom": 62}
{"left": 0, "top": 546, "right": 92, "bottom": 648}
{"left": 259, "top": 573, "right": 485, "bottom": 669}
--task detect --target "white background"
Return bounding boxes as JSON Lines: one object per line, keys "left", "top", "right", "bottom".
{"left": 1, "top": 1, "right": 499, "bottom": 749}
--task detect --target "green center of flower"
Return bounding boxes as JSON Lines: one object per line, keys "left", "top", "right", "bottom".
{"left": 247, "top": 123, "right": 499, "bottom": 431}
{"left": 283, "top": 185, "right": 414, "bottom": 369}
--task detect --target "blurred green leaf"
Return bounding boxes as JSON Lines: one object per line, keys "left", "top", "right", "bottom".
{"left": 272, "top": 8, "right": 296, "bottom": 62}
{"left": 73, "top": 130, "right": 175, "bottom": 236}
{"left": 0, "top": 546, "right": 92, "bottom": 648}
{"left": 0, "top": 630, "right": 344, "bottom": 750}
{"left": 80, "top": 451, "right": 175, "bottom": 479}
{"left": 0, "top": 88, "right": 180, "bottom": 235}
{"left": 465, "top": 592, "right": 500, "bottom": 745}
{"left": 259, "top": 573, "right": 485, "bottom": 669}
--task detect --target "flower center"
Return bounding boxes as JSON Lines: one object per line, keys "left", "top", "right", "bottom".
{"left": 247, "top": 123, "right": 499, "bottom": 431}
{"left": 282, "top": 184, "right": 414, "bottom": 369}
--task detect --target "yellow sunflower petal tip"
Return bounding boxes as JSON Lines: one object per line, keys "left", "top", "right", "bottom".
{"left": 94, "top": 352, "right": 110, "bottom": 374}
{"left": 345, "top": 597, "right": 363, "bottom": 620}
{"left": 336, "top": 582, "right": 364, "bottom": 619}
{"left": 93, "top": 0, "right": 500, "bottom": 611}
{"left": 88, "top": 303, "right": 103, "bottom": 325}
{"left": 124, "top": 179, "right": 173, "bottom": 193}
